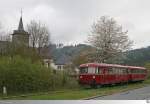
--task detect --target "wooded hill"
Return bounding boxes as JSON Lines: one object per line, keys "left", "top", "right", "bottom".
{"left": 50, "top": 44, "right": 91, "bottom": 65}
{"left": 122, "top": 46, "right": 150, "bottom": 66}
{"left": 50, "top": 44, "right": 150, "bottom": 67}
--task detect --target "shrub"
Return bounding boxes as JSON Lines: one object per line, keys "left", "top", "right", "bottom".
{"left": 0, "top": 55, "right": 80, "bottom": 95}
{"left": 0, "top": 56, "right": 52, "bottom": 94}
{"left": 49, "top": 70, "right": 80, "bottom": 90}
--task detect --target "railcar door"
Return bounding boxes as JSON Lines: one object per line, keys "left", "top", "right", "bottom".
{"left": 103, "top": 67, "right": 109, "bottom": 84}
{"left": 116, "top": 68, "right": 124, "bottom": 83}
{"left": 127, "top": 68, "right": 132, "bottom": 82}
{"left": 95, "top": 67, "right": 104, "bottom": 85}
{"left": 100, "top": 67, "right": 105, "bottom": 84}
{"left": 115, "top": 68, "right": 120, "bottom": 83}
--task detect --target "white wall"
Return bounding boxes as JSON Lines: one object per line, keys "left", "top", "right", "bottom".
{"left": 50, "top": 61, "right": 65, "bottom": 70}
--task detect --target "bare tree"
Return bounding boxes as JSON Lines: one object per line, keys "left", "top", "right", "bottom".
{"left": 0, "top": 32, "right": 11, "bottom": 42}
{"left": 27, "top": 20, "right": 50, "bottom": 53}
{"left": 0, "top": 22, "right": 3, "bottom": 37}
{"left": 0, "top": 21, "right": 11, "bottom": 42}
{"left": 88, "top": 16, "right": 133, "bottom": 63}
{"left": 0, "top": 23, "right": 12, "bottom": 56}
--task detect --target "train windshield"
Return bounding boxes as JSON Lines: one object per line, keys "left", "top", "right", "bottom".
{"left": 80, "top": 67, "right": 96, "bottom": 74}
{"left": 80, "top": 67, "right": 88, "bottom": 74}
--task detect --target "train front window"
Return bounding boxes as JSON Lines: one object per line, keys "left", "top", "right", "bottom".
{"left": 80, "top": 67, "right": 88, "bottom": 74}
{"left": 80, "top": 67, "right": 96, "bottom": 74}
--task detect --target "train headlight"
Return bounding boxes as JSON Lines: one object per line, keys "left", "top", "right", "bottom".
{"left": 93, "top": 76, "right": 95, "bottom": 79}
{"left": 80, "top": 76, "right": 83, "bottom": 79}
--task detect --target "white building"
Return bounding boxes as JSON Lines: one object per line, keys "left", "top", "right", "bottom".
{"left": 50, "top": 59, "right": 65, "bottom": 70}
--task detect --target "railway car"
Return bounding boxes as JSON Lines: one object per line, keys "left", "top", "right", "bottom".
{"left": 79, "top": 63, "right": 147, "bottom": 87}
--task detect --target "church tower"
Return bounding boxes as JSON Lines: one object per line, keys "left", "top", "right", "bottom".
{"left": 12, "top": 13, "right": 30, "bottom": 47}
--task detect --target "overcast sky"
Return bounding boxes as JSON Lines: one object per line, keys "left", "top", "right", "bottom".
{"left": 0, "top": 0, "right": 150, "bottom": 49}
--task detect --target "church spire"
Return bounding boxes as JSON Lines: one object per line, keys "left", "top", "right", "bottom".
{"left": 18, "top": 10, "right": 24, "bottom": 31}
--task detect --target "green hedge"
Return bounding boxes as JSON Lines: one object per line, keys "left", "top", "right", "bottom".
{"left": 0, "top": 56, "right": 53, "bottom": 94}
{"left": 0, "top": 56, "right": 79, "bottom": 94}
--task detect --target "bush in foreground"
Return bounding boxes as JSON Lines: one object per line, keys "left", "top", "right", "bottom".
{"left": 0, "top": 56, "right": 80, "bottom": 95}
{"left": 0, "top": 56, "right": 52, "bottom": 94}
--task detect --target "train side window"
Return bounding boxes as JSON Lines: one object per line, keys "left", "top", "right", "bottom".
{"left": 108, "top": 68, "right": 113, "bottom": 74}
{"left": 134, "top": 69, "right": 136, "bottom": 73}
{"left": 127, "top": 69, "right": 131, "bottom": 74}
{"left": 120, "top": 69, "right": 123, "bottom": 74}
{"left": 123, "top": 69, "right": 127, "bottom": 74}
{"left": 136, "top": 69, "right": 139, "bottom": 74}
{"left": 130, "top": 70, "right": 133, "bottom": 73}
{"left": 133, "top": 70, "right": 135, "bottom": 73}
{"left": 115, "top": 68, "right": 119, "bottom": 74}
{"left": 115, "top": 68, "right": 125, "bottom": 74}
{"left": 118, "top": 69, "right": 121, "bottom": 74}
{"left": 127, "top": 69, "right": 129, "bottom": 73}
{"left": 119, "top": 69, "right": 125, "bottom": 74}
{"left": 141, "top": 70, "right": 145, "bottom": 73}
{"left": 133, "top": 70, "right": 136, "bottom": 73}
{"left": 141, "top": 70, "right": 144, "bottom": 73}
{"left": 117, "top": 68, "right": 120, "bottom": 74}
{"left": 131, "top": 69, "right": 135, "bottom": 73}
{"left": 112, "top": 68, "right": 117, "bottom": 74}
{"left": 88, "top": 67, "right": 95, "bottom": 74}
{"left": 134, "top": 69, "right": 136, "bottom": 74}
{"left": 143, "top": 70, "right": 145, "bottom": 73}
{"left": 138, "top": 70, "right": 140, "bottom": 73}
{"left": 137, "top": 70, "right": 139, "bottom": 73}
{"left": 117, "top": 68, "right": 119, "bottom": 74}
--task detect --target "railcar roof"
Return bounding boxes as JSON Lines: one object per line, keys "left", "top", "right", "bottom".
{"left": 79, "top": 63, "right": 146, "bottom": 70}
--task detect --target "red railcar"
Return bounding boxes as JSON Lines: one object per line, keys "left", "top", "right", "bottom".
{"left": 79, "top": 63, "right": 147, "bottom": 87}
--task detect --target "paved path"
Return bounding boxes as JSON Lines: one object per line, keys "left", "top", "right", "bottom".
{"left": 91, "top": 85, "right": 150, "bottom": 100}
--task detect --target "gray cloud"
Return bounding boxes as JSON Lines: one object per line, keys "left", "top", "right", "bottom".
{"left": 0, "top": 0, "right": 150, "bottom": 48}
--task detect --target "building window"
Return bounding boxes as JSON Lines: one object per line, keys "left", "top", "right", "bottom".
{"left": 57, "top": 65, "right": 62, "bottom": 70}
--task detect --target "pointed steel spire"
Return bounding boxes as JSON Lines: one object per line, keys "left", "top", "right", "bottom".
{"left": 18, "top": 9, "right": 24, "bottom": 31}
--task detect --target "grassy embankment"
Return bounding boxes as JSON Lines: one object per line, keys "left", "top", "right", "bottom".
{"left": 1, "top": 79, "right": 150, "bottom": 100}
